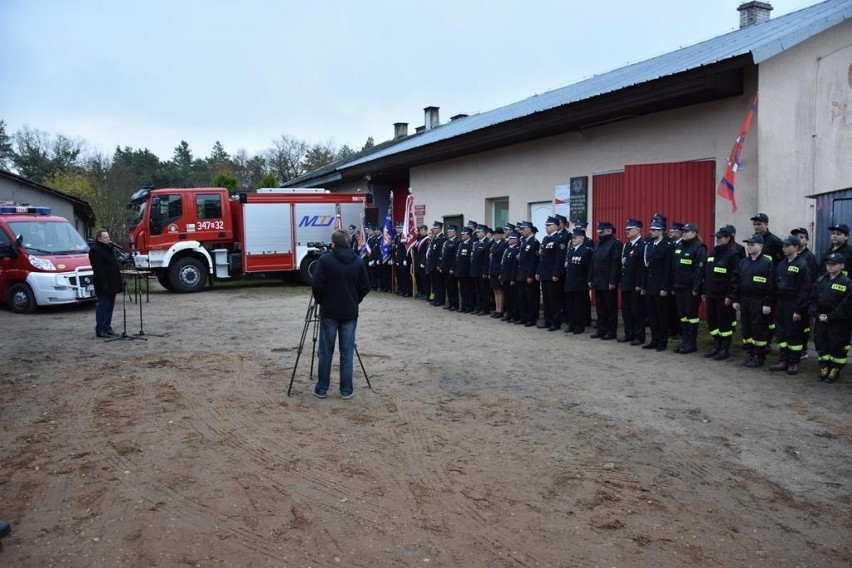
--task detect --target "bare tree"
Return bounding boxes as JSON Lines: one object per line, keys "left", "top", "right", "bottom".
{"left": 265, "top": 135, "right": 309, "bottom": 183}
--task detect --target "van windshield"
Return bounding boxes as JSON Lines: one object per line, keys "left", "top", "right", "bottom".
{"left": 8, "top": 220, "right": 90, "bottom": 255}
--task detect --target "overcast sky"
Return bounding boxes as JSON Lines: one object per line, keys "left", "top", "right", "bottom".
{"left": 1, "top": 0, "right": 814, "bottom": 161}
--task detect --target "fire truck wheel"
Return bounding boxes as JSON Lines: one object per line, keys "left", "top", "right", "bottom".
{"left": 299, "top": 255, "right": 315, "bottom": 286}
{"left": 170, "top": 257, "right": 207, "bottom": 293}
{"left": 156, "top": 273, "right": 175, "bottom": 290}
{"left": 7, "top": 282, "right": 36, "bottom": 314}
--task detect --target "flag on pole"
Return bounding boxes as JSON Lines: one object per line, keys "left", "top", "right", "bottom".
{"left": 357, "top": 213, "right": 370, "bottom": 258}
{"left": 402, "top": 193, "right": 417, "bottom": 252}
{"left": 380, "top": 194, "right": 393, "bottom": 262}
{"left": 717, "top": 93, "right": 758, "bottom": 214}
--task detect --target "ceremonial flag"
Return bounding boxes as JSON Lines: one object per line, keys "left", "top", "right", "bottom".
{"left": 380, "top": 197, "right": 393, "bottom": 262}
{"left": 717, "top": 93, "right": 758, "bottom": 214}
{"left": 402, "top": 193, "right": 417, "bottom": 252}
{"left": 357, "top": 214, "right": 370, "bottom": 258}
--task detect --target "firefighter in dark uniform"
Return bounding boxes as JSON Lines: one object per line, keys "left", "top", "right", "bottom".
{"left": 589, "top": 221, "right": 622, "bottom": 339}
{"left": 501, "top": 231, "right": 521, "bottom": 323}
{"left": 537, "top": 217, "right": 566, "bottom": 331}
{"left": 415, "top": 225, "right": 431, "bottom": 300}
{"left": 750, "top": 213, "right": 784, "bottom": 264}
{"left": 489, "top": 227, "right": 508, "bottom": 318}
{"left": 428, "top": 221, "right": 446, "bottom": 306}
{"left": 819, "top": 223, "right": 852, "bottom": 276}
{"left": 722, "top": 224, "right": 747, "bottom": 260}
{"left": 811, "top": 253, "right": 851, "bottom": 382}
{"left": 455, "top": 227, "right": 475, "bottom": 312}
{"left": 791, "top": 227, "right": 819, "bottom": 282}
{"left": 620, "top": 218, "right": 646, "bottom": 345}
{"left": 563, "top": 228, "right": 593, "bottom": 334}
{"left": 730, "top": 234, "right": 775, "bottom": 368}
{"left": 768, "top": 235, "right": 813, "bottom": 375}
{"left": 641, "top": 215, "right": 673, "bottom": 351}
{"left": 671, "top": 223, "right": 707, "bottom": 354}
{"left": 365, "top": 226, "right": 380, "bottom": 290}
{"left": 516, "top": 221, "right": 540, "bottom": 326}
{"left": 441, "top": 225, "right": 460, "bottom": 310}
{"left": 668, "top": 221, "right": 686, "bottom": 340}
{"left": 702, "top": 226, "right": 740, "bottom": 360}
{"left": 393, "top": 222, "right": 412, "bottom": 297}
{"left": 472, "top": 225, "right": 492, "bottom": 315}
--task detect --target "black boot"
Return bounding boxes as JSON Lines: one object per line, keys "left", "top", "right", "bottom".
{"left": 679, "top": 323, "right": 698, "bottom": 354}
{"left": 714, "top": 338, "right": 731, "bottom": 360}
{"left": 704, "top": 337, "right": 721, "bottom": 358}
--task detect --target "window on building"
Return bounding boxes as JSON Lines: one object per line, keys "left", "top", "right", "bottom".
{"left": 491, "top": 198, "right": 509, "bottom": 229}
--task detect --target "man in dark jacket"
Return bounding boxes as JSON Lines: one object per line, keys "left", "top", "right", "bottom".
{"left": 730, "top": 234, "right": 775, "bottom": 368}
{"left": 820, "top": 223, "right": 852, "bottom": 276}
{"left": 427, "top": 221, "right": 446, "bottom": 306}
{"left": 769, "top": 235, "right": 812, "bottom": 375}
{"left": 620, "top": 219, "right": 646, "bottom": 345}
{"left": 311, "top": 230, "right": 371, "bottom": 399}
{"left": 589, "top": 221, "right": 622, "bottom": 339}
{"left": 641, "top": 215, "right": 673, "bottom": 351}
{"left": 88, "top": 229, "right": 122, "bottom": 338}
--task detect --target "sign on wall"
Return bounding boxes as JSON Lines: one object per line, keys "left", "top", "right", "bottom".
{"left": 569, "top": 176, "right": 588, "bottom": 222}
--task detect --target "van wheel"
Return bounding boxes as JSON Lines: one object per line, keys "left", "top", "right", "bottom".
{"left": 7, "top": 282, "right": 36, "bottom": 313}
{"left": 170, "top": 257, "right": 206, "bottom": 293}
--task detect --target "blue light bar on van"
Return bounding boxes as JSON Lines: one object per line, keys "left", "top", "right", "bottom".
{"left": 0, "top": 205, "right": 51, "bottom": 215}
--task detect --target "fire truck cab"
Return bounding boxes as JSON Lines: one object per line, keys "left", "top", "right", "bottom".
{"left": 0, "top": 204, "right": 95, "bottom": 313}
{"left": 127, "top": 187, "right": 366, "bottom": 292}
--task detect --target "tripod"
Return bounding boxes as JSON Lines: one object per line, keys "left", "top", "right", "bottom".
{"left": 129, "top": 270, "right": 165, "bottom": 338}
{"left": 106, "top": 274, "right": 145, "bottom": 342}
{"left": 287, "top": 294, "right": 372, "bottom": 396}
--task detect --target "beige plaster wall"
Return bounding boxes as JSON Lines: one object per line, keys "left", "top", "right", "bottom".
{"left": 758, "top": 18, "right": 852, "bottom": 236}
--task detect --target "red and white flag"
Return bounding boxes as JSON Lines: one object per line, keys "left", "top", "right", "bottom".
{"left": 402, "top": 193, "right": 417, "bottom": 251}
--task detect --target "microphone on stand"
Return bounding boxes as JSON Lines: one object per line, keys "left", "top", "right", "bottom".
{"left": 110, "top": 242, "right": 125, "bottom": 251}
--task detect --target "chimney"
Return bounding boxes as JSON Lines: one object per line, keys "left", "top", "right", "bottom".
{"left": 393, "top": 122, "right": 408, "bottom": 139}
{"left": 737, "top": 1, "right": 772, "bottom": 28}
{"left": 424, "top": 106, "right": 440, "bottom": 130}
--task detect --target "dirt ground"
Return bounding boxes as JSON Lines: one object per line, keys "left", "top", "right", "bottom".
{"left": 1, "top": 279, "right": 851, "bottom": 567}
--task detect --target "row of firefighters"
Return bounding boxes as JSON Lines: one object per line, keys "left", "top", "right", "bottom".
{"left": 356, "top": 212, "right": 852, "bottom": 382}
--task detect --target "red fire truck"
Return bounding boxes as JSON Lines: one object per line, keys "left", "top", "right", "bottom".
{"left": 127, "top": 187, "right": 366, "bottom": 292}
{"left": 0, "top": 204, "right": 95, "bottom": 313}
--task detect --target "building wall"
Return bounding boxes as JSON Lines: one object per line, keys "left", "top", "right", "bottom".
{"left": 409, "top": 73, "right": 761, "bottom": 234}
{"left": 0, "top": 177, "right": 83, "bottom": 231}
{"left": 758, "top": 18, "right": 852, "bottom": 237}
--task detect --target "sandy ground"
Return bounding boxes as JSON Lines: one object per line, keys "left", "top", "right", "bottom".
{"left": 1, "top": 279, "right": 851, "bottom": 567}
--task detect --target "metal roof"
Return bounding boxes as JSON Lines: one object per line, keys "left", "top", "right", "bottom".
{"left": 342, "top": 0, "right": 852, "bottom": 170}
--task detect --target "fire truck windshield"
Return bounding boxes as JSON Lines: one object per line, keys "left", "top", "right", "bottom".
{"left": 9, "top": 220, "right": 90, "bottom": 255}
{"left": 128, "top": 201, "right": 146, "bottom": 229}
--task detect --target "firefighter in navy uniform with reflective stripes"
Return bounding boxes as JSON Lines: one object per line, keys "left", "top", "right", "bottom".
{"left": 729, "top": 233, "right": 775, "bottom": 368}
{"left": 768, "top": 235, "right": 812, "bottom": 375}
{"left": 671, "top": 223, "right": 706, "bottom": 354}
{"left": 702, "top": 226, "right": 740, "bottom": 360}
{"left": 811, "top": 253, "right": 852, "bottom": 382}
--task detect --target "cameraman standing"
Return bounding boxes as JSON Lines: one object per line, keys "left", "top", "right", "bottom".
{"left": 88, "top": 229, "right": 122, "bottom": 338}
{"left": 311, "top": 230, "right": 371, "bottom": 399}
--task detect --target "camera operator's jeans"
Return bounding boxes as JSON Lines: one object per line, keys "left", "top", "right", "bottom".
{"left": 316, "top": 317, "right": 357, "bottom": 396}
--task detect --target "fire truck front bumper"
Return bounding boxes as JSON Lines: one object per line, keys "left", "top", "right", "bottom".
{"left": 27, "top": 269, "right": 96, "bottom": 306}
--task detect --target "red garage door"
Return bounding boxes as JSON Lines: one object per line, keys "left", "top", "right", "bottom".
{"left": 593, "top": 160, "right": 715, "bottom": 242}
